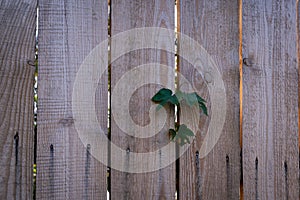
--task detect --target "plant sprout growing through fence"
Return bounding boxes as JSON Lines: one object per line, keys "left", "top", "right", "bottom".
{"left": 151, "top": 88, "right": 207, "bottom": 146}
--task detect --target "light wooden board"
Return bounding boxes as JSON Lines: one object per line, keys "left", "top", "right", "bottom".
{"left": 37, "top": 0, "right": 108, "bottom": 199}
{"left": 299, "top": 0, "right": 300, "bottom": 167}
{"left": 242, "top": 0, "right": 299, "bottom": 199}
{"left": 110, "top": 0, "right": 176, "bottom": 199}
{"left": 178, "top": 0, "right": 241, "bottom": 199}
{"left": 0, "top": 0, "right": 36, "bottom": 199}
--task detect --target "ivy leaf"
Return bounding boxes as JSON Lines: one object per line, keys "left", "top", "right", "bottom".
{"left": 195, "top": 92, "right": 206, "bottom": 103}
{"left": 155, "top": 100, "right": 168, "bottom": 111}
{"left": 178, "top": 124, "right": 194, "bottom": 136}
{"left": 184, "top": 93, "right": 198, "bottom": 107}
{"left": 152, "top": 88, "right": 179, "bottom": 111}
{"left": 151, "top": 88, "right": 172, "bottom": 102}
{"left": 173, "top": 124, "right": 195, "bottom": 146}
{"left": 152, "top": 88, "right": 208, "bottom": 145}
{"left": 175, "top": 90, "right": 184, "bottom": 102}
{"left": 169, "top": 95, "right": 179, "bottom": 105}
{"left": 176, "top": 91, "right": 200, "bottom": 107}
{"left": 194, "top": 92, "right": 208, "bottom": 115}
{"left": 198, "top": 101, "right": 208, "bottom": 116}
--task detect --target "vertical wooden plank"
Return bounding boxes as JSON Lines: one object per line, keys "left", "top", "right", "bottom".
{"left": 179, "top": 0, "right": 240, "bottom": 199}
{"left": 298, "top": 2, "right": 300, "bottom": 174}
{"left": 110, "top": 0, "right": 176, "bottom": 199}
{"left": 0, "top": 0, "right": 36, "bottom": 199}
{"left": 242, "top": 0, "right": 299, "bottom": 199}
{"left": 37, "top": 0, "right": 108, "bottom": 199}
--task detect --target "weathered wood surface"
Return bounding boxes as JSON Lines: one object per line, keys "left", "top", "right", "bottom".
{"left": 110, "top": 0, "right": 176, "bottom": 199}
{"left": 299, "top": 0, "right": 300, "bottom": 173}
{"left": 178, "top": 0, "right": 241, "bottom": 199}
{"left": 2, "top": 0, "right": 300, "bottom": 199}
{"left": 0, "top": 0, "right": 36, "bottom": 199}
{"left": 242, "top": 0, "right": 299, "bottom": 199}
{"left": 37, "top": 0, "right": 108, "bottom": 199}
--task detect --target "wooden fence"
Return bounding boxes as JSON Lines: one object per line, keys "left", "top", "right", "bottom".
{"left": 0, "top": 0, "right": 299, "bottom": 199}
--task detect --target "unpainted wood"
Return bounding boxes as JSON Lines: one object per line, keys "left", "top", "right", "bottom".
{"left": 298, "top": 0, "right": 300, "bottom": 170}
{"left": 179, "top": 0, "right": 241, "bottom": 199}
{"left": 0, "top": 0, "right": 36, "bottom": 199}
{"left": 110, "top": 0, "right": 176, "bottom": 199}
{"left": 242, "top": 0, "right": 299, "bottom": 199}
{"left": 37, "top": 0, "right": 108, "bottom": 199}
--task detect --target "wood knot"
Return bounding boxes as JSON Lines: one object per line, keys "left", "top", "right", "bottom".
{"left": 243, "top": 58, "right": 253, "bottom": 66}
{"left": 204, "top": 72, "right": 213, "bottom": 83}
{"left": 27, "top": 60, "right": 36, "bottom": 66}
{"left": 59, "top": 117, "right": 74, "bottom": 126}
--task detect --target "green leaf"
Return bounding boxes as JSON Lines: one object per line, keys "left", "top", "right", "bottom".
{"left": 173, "top": 124, "right": 195, "bottom": 146}
{"left": 151, "top": 88, "right": 172, "bottom": 102}
{"left": 176, "top": 91, "right": 203, "bottom": 108}
{"left": 175, "top": 135, "right": 190, "bottom": 146}
{"left": 175, "top": 90, "right": 184, "bottom": 102}
{"left": 152, "top": 88, "right": 208, "bottom": 146}
{"left": 178, "top": 124, "right": 194, "bottom": 136}
{"left": 169, "top": 95, "right": 179, "bottom": 105}
{"left": 184, "top": 93, "right": 198, "bottom": 107}
{"left": 198, "top": 101, "right": 208, "bottom": 116}
{"left": 156, "top": 100, "right": 168, "bottom": 111}
{"left": 195, "top": 92, "right": 206, "bottom": 103}
{"left": 152, "top": 88, "right": 179, "bottom": 109}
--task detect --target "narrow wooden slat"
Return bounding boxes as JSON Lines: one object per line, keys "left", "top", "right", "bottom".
{"left": 0, "top": 0, "right": 36, "bottom": 199}
{"left": 242, "top": 1, "right": 299, "bottom": 199}
{"left": 37, "top": 0, "right": 108, "bottom": 199}
{"left": 298, "top": 0, "right": 300, "bottom": 172}
{"left": 179, "top": 0, "right": 240, "bottom": 199}
{"left": 110, "top": 0, "right": 176, "bottom": 199}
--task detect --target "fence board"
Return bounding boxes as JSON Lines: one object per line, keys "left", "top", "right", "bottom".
{"left": 242, "top": 0, "right": 299, "bottom": 199}
{"left": 178, "top": 0, "right": 241, "bottom": 199}
{"left": 37, "top": 0, "right": 108, "bottom": 199}
{"left": 0, "top": 0, "right": 36, "bottom": 199}
{"left": 110, "top": 0, "right": 176, "bottom": 199}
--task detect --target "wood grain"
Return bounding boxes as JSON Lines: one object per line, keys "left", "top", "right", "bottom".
{"left": 298, "top": 0, "right": 300, "bottom": 162}
{"left": 242, "top": 0, "right": 299, "bottom": 199}
{"left": 110, "top": 0, "right": 176, "bottom": 199}
{"left": 179, "top": 0, "right": 241, "bottom": 199}
{"left": 37, "top": 0, "right": 108, "bottom": 199}
{"left": 0, "top": 0, "right": 36, "bottom": 199}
